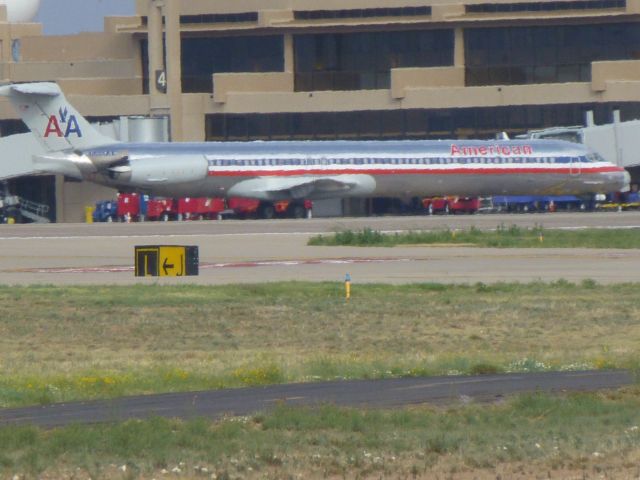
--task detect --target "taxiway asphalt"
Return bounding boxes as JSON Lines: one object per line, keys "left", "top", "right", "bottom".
{"left": 0, "top": 370, "right": 632, "bottom": 428}
{"left": 0, "top": 212, "right": 638, "bottom": 285}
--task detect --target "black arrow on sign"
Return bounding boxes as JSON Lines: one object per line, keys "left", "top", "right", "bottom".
{"left": 163, "top": 257, "right": 174, "bottom": 275}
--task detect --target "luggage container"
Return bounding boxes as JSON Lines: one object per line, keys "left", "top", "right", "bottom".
{"left": 147, "top": 198, "right": 176, "bottom": 221}
{"left": 177, "top": 197, "right": 226, "bottom": 220}
{"left": 117, "top": 193, "right": 140, "bottom": 222}
{"left": 195, "top": 197, "right": 225, "bottom": 219}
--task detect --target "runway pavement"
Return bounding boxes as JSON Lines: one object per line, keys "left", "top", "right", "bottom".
{"left": 0, "top": 370, "right": 632, "bottom": 428}
{"left": 0, "top": 212, "right": 638, "bottom": 285}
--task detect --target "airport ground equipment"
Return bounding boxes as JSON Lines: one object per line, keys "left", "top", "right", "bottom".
{"left": 92, "top": 200, "right": 118, "bottom": 222}
{"left": 94, "top": 194, "right": 313, "bottom": 221}
{"left": 492, "top": 195, "right": 589, "bottom": 213}
{"left": 421, "top": 196, "right": 479, "bottom": 215}
{"left": 0, "top": 193, "right": 50, "bottom": 223}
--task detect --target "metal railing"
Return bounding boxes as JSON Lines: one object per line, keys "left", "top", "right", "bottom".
{"left": 18, "top": 197, "right": 50, "bottom": 223}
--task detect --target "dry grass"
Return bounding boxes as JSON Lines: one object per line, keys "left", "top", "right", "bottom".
{"left": 0, "top": 281, "right": 639, "bottom": 407}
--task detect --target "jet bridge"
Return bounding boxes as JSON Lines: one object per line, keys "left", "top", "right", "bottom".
{"left": 521, "top": 112, "right": 640, "bottom": 185}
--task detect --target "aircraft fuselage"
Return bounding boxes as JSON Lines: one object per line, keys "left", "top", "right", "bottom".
{"left": 76, "top": 138, "right": 628, "bottom": 200}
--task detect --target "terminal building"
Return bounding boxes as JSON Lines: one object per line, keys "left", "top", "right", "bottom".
{"left": 0, "top": 0, "right": 639, "bottom": 221}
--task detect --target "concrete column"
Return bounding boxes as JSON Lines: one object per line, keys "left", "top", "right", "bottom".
{"left": 147, "top": 0, "right": 164, "bottom": 97}
{"left": 164, "top": 0, "right": 183, "bottom": 141}
{"left": 454, "top": 27, "right": 465, "bottom": 68}
{"left": 55, "top": 175, "right": 65, "bottom": 224}
{"left": 0, "top": 7, "right": 14, "bottom": 77}
{"left": 284, "top": 33, "right": 294, "bottom": 73}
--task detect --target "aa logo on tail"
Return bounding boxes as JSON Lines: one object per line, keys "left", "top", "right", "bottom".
{"left": 44, "top": 107, "right": 83, "bottom": 138}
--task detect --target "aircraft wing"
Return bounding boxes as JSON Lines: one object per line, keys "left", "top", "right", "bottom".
{"left": 226, "top": 174, "right": 376, "bottom": 201}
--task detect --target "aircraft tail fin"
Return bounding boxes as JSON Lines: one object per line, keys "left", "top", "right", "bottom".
{"left": 0, "top": 82, "right": 115, "bottom": 152}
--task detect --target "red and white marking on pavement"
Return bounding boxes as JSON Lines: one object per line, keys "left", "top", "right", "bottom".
{"left": 16, "top": 257, "right": 412, "bottom": 274}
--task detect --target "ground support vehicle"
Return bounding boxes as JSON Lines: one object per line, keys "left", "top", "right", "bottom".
{"left": 116, "top": 193, "right": 142, "bottom": 222}
{"left": 225, "top": 198, "right": 312, "bottom": 219}
{"left": 491, "top": 195, "right": 590, "bottom": 213}
{"left": 545, "top": 195, "right": 590, "bottom": 212}
{"left": 146, "top": 198, "right": 175, "bottom": 221}
{"left": 0, "top": 195, "right": 21, "bottom": 223}
{"left": 595, "top": 192, "right": 640, "bottom": 211}
{"left": 492, "top": 195, "right": 548, "bottom": 213}
{"left": 177, "top": 197, "right": 225, "bottom": 220}
{"left": 92, "top": 200, "right": 118, "bottom": 222}
{"left": 421, "top": 196, "right": 479, "bottom": 215}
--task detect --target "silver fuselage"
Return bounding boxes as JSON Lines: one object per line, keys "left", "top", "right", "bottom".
{"left": 74, "top": 138, "right": 629, "bottom": 200}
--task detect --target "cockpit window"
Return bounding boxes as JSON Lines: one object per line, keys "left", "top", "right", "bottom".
{"left": 585, "top": 152, "right": 606, "bottom": 163}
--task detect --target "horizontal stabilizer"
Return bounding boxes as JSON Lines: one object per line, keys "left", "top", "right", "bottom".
{"left": 0, "top": 82, "right": 60, "bottom": 97}
{"left": 0, "top": 133, "right": 46, "bottom": 180}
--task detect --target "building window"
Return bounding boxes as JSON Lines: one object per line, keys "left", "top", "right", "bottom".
{"left": 206, "top": 102, "right": 640, "bottom": 141}
{"left": 466, "top": 0, "right": 626, "bottom": 14}
{"left": 465, "top": 23, "right": 640, "bottom": 86}
{"left": 294, "top": 7, "right": 431, "bottom": 20}
{"left": 141, "top": 12, "right": 258, "bottom": 26}
{"left": 180, "top": 13, "right": 258, "bottom": 24}
{"left": 181, "top": 36, "right": 284, "bottom": 93}
{"left": 140, "top": 40, "right": 149, "bottom": 94}
{"left": 294, "top": 29, "right": 454, "bottom": 91}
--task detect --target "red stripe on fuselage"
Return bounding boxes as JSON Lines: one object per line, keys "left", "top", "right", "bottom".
{"left": 207, "top": 166, "right": 622, "bottom": 177}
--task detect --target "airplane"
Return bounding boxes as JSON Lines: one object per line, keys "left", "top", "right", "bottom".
{"left": 0, "top": 82, "right": 630, "bottom": 218}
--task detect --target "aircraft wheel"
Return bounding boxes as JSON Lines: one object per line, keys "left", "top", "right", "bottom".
{"left": 259, "top": 203, "right": 275, "bottom": 220}
{"left": 288, "top": 203, "right": 306, "bottom": 219}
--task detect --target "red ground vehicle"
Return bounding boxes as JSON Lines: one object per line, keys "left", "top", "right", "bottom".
{"left": 177, "top": 197, "right": 226, "bottom": 220}
{"left": 225, "top": 197, "right": 260, "bottom": 217}
{"left": 146, "top": 198, "right": 176, "bottom": 221}
{"left": 117, "top": 193, "right": 140, "bottom": 222}
{"left": 102, "top": 195, "right": 312, "bottom": 222}
{"left": 226, "top": 198, "right": 312, "bottom": 219}
{"left": 422, "top": 196, "right": 479, "bottom": 215}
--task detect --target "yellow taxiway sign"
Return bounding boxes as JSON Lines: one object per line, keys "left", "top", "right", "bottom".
{"left": 134, "top": 245, "right": 199, "bottom": 277}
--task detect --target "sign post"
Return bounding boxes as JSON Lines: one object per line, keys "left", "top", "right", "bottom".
{"left": 345, "top": 273, "right": 351, "bottom": 301}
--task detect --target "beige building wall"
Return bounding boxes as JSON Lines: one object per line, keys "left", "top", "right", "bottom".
{"left": 56, "top": 177, "right": 118, "bottom": 224}
{"left": 1, "top": 0, "right": 638, "bottom": 123}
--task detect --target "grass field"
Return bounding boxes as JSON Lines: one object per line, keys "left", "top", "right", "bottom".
{"left": 0, "top": 282, "right": 639, "bottom": 408}
{"left": 2, "top": 282, "right": 640, "bottom": 478}
{"left": 308, "top": 226, "right": 640, "bottom": 248}
{"left": 2, "top": 391, "right": 640, "bottom": 479}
